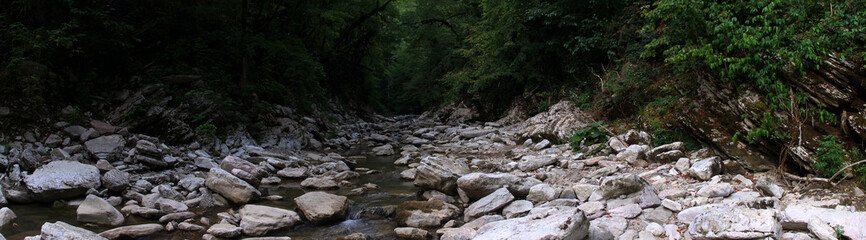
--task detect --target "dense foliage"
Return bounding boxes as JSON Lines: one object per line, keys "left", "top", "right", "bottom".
{"left": 1, "top": 0, "right": 397, "bottom": 112}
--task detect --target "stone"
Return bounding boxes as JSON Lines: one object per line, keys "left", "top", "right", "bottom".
{"left": 591, "top": 216, "right": 628, "bottom": 237}
{"left": 396, "top": 200, "right": 459, "bottom": 228}
{"left": 646, "top": 222, "right": 664, "bottom": 236}
{"left": 401, "top": 169, "right": 417, "bottom": 180}
{"left": 572, "top": 184, "right": 598, "bottom": 202}
{"left": 156, "top": 198, "right": 188, "bottom": 214}
{"left": 687, "top": 206, "right": 781, "bottom": 239}
{"left": 300, "top": 177, "right": 338, "bottom": 189}
{"left": 239, "top": 204, "right": 301, "bottom": 236}
{"left": 413, "top": 156, "right": 470, "bottom": 194}
{"left": 178, "top": 176, "right": 205, "bottom": 192}
{"left": 637, "top": 187, "right": 661, "bottom": 208}
{"left": 808, "top": 216, "right": 838, "bottom": 240}
{"left": 658, "top": 188, "right": 688, "bottom": 200}
{"left": 665, "top": 224, "right": 682, "bottom": 240}
{"left": 206, "top": 223, "right": 243, "bottom": 238}
{"left": 294, "top": 192, "right": 348, "bottom": 223}
{"left": 41, "top": 221, "right": 108, "bottom": 240}
{"left": 653, "top": 150, "right": 685, "bottom": 162}
{"left": 755, "top": 176, "right": 785, "bottom": 197}
{"left": 532, "top": 139, "right": 551, "bottom": 150}
{"left": 503, "top": 200, "right": 533, "bottom": 218}
{"left": 205, "top": 168, "right": 261, "bottom": 204}
{"left": 517, "top": 155, "right": 557, "bottom": 172}
{"left": 159, "top": 212, "right": 195, "bottom": 223}
{"left": 696, "top": 183, "right": 734, "bottom": 198}
{"left": 608, "top": 204, "right": 641, "bottom": 219}
{"left": 474, "top": 206, "right": 589, "bottom": 240}
{"left": 463, "top": 187, "right": 514, "bottom": 221}
{"left": 77, "top": 195, "right": 124, "bottom": 226}
{"left": 372, "top": 144, "right": 395, "bottom": 155}
{"left": 101, "top": 169, "right": 129, "bottom": 192}
{"left": 589, "top": 226, "right": 615, "bottom": 240}
{"left": 220, "top": 156, "right": 267, "bottom": 182}
{"left": 90, "top": 120, "right": 117, "bottom": 135}
{"left": 177, "top": 222, "right": 204, "bottom": 231}
{"left": 277, "top": 167, "right": 308, "bottom": 178}
{"left": 578, "top": 201, "right": 605, "bottom": 217}
{"left": 459, "top": 129, "right": 497, "bottom": 139}
{"left": 394, "top": 227, "right": 428, "bottom": 240}
{"left": 688, "top": 157, "right": 722, "bottom": 181}
{"left": 661, "top": 199, "right": 682, "bottom": 212}
{"left": 526, "top": 184, "right": 556, "bottom": 203}
{"left": 644, "top": 207, "right": 673, "bottom": 224}
{"left": 782, "top": 204, "right": 866, "bottom": 239}
{"left": 99, "top": 224, "right": 163, "bottom": 240}
{"left": 24, "top": 161, "right": 102, "bottom": 200}
{"left": 457, "top": 173, "right": 541, "bottom": 199}
{"left": 0, "top": 207, "right": 16, "bottom": 228}
{"left": 64, "top": 125, "right": 88, "bottom": 138}
{"left": 438, "top": 227, "right": 477, "bottom": 240}
{"left": 85, "top": 135, "right": 125, "bottom": 160}
{"left": 675, "top": 158, "right": 691, "bottom": 173}
{"left": 598, "top": 174, "right": 646, "bottom": 200}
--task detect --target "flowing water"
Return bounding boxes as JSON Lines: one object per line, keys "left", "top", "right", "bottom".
{"left": 0, "top": 151, "right": 416, "bottom": 240}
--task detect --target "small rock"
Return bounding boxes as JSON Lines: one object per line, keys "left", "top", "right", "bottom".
{"left": 41, "top": 221, "right": 108, "bottom": 240}
{"left": 755, "top": 176, "right": 785, "bottom": 197}
{"left": 99, "top": 224, "right": 164, "bottom": 240}
{"left": 0, "top": 207, "right": 16, "bottom": 228}
{"left": 687, "top": 157, "right": 722, "bottom": 181}
{"left": 696, "top": 183, "right": 734, "bottom": 198}
{"left": 502, "top": 200, "right": 533, "bottom": 218}
{"left": 646, "top": 222, "right": 664, "bottom": 236}
{"left": 177, "top": 222, "right": 204, "bottom": 231}
{"left": 239, "top": 204, "right": 301, "bottom": 236}
{"left": 608, "top": 204, "right": 641, "bottom": 219}
{"left": 77, "top": 195, "right": 124, "bottom": 226}
{"left": 808, "top": 216, "right": 838, "bottom": 240}
{"left": 300, "top": 177, "right": 338, "bottom": 189}
{"left": 661, "top": 199, "right": 682, "bottom": 212}
{"left": 463, "top": 187, "right": 514, "bottom": 221}
{"left": 394, "top": 227, "right": 428, "bottom": 240}
{"left": 294, "top": 192, "right": 348, "bottom": 223}
{"left": 526, "top": 184, "right": 556, "bottom": 203}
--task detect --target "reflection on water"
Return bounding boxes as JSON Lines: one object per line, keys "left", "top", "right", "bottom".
{"left": 0, "top": 151, "right": 415, "bottom": 240}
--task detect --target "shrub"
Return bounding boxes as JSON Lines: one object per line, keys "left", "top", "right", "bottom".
{"left": 814, "top": 135, "right": 846, "bottom": 179}
{"left": 569, "top": 122, "right": 609, "bottom": 151}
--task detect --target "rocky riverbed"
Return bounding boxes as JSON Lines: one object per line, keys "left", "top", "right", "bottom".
{"left": 0, "top": 101, "right": 864, "bottom": 240}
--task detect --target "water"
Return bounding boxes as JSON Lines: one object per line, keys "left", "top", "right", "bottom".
{"left": 0, "top": 152, "right": 416, "bottom": 239}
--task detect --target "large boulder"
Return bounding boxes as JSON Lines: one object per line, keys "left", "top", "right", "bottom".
{"left": 456, "top": 173, "right": 542, "bottom": 199}
{"left": 396, "top": 200, "right": 459, "bottom": 228}
{"left": 101, "top": 169, "right": 130, "bottom": 192}
{"left": 293, "top": 192, "right": 348, "bottom": 223}
{"left": 99, "top": 224, "right": 164, "bottom": 240}
{"left": 205, "top": 168, "right": 261, "bottom": 204}
{"left": 474, "top": 206, "right": 589, "bottom": 240}
{"left": 24, "top": 161, "right": 102, "bottom": 200}
{"left": 688, "top": 157, "right": 722, "bottom": 181}
{"left": 463, "top": 188, "right": 514, "bottom": 221}
{"left": 220, "top": 156, "right": 267, "bottom": 185}
{"left": 77, "top": 195, "right": 124, "bottom": 226}
{"left": 238, "top": 204, "right": 301, "bottom": 236}
{"left": 41, "top": 221, "right": 109, "bottom": 240}
{"left": 596, "top": 174, "right": 646, "bottom": 200}
{"left": 413, "top": 156, "right": 470, "bottom": 194}
{"left": 687, "top": 205, "right": 781, "bottom": 239}
{"left": 517, "top": 155, "right": 558, "bottom": 172}
{"left": 85, "top": 135, "right": 125, "bottom": 160}
{"left": 782, "top": 204, "right": 866, "bottom": 239}
{"left": 519, "top": 101, "right": 591, "bottom": 140}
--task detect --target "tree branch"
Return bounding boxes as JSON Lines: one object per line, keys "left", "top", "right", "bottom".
{"left": 336, "top": 0, "right": 394, "bottom": 46}
{"left": 418, "top": 19, "right": 461, "bottom": 40}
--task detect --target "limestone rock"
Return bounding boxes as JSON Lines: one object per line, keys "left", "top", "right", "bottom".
{"left": 99, "top": 224, "right": 164, "bottom": 240}
{"left": 41, "top": 221, "right": 108, "bottom": 240}
{"left": 24, "top": 161, "right": 102, "bottom": 200}
{"left": 413, "top": 156, "right": 470, "bottom": 194}
{"left": 457, "top": 173, "right": 541, "bottom": 199}
{"left": 474, "top": 206, "right": 589, "bottom": 240}
{"left": 239, "top": 204, "right": 301, "bottom": 236}
{"left": 205, "top": 168, "right": 261, "bottom": 204}
{"left": 688, "top": 157, "right": 722, "bottom": 181}
{"left": 293, "top": 192, "right": 348, "bottom": 223}
{"left": 77, "top": 195, "right": 124, "bottom": 226}
{"left": 85, "top": 135, "right": 125, "bottom": 160}
{"left": 687, "top": 206, "right": 781, "bottom": 239}
{"left": 463, "top": 188, "right": 514, "bottom": 221}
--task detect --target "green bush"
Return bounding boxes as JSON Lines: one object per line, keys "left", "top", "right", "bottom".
{"left": 569, "top": 122, "right": 609, "bottom": 152}
{"left": 195, "top": 123, "right": 217, "bottom": 135}
{"left": 814, "top": 135, "right": 846, "bottom": 179}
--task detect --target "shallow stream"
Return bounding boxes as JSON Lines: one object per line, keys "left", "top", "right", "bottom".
{"left": 1, "top": 152, "right": 414, "bottom": 240}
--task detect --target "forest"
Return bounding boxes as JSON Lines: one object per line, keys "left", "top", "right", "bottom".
{"left": 2, "top": 0, "right": 866, "bottom": 239}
